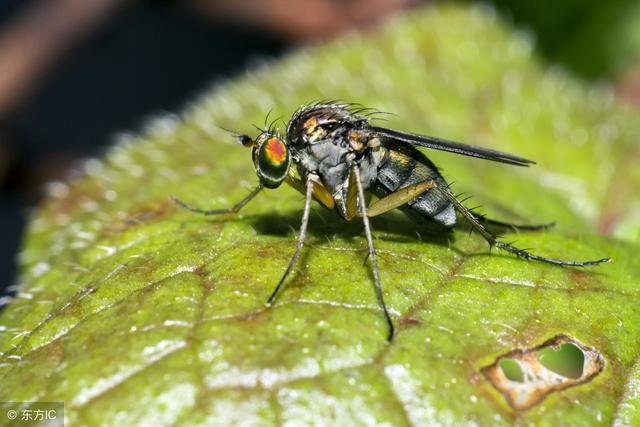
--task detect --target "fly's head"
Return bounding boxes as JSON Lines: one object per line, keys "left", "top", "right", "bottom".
{"left": 235, "top": 131, "right": 291, "bottom": 189}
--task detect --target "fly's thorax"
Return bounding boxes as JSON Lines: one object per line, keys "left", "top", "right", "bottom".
{"left": 287, "top": 103, "right": 368, "bottom": 147}
{"left": 252, "top": 133, "right": 291, "bottom": 189}
{"left": 308, "top": 141, "right": 351, "bottom": 193}
{"left": 284, "top": 103, "right": 386, "bottom": 218}
{"left": 347, "top": 129, "right": 379, "bottom": 152}
{"left": 301, "top": 116, "right": 332, "bottom": 143}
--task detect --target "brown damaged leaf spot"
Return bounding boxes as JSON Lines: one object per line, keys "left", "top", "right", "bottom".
{"left": 481, "top": 335, "right": 605, "bottom": 411}
{"left": 568, "top": 269, "right": 590, "bottom": 286}
{"left": 398, "top": 315, "right": 422, "bottom": 327}
{"left": 105, "top": 200, "right": 174, "bottom": 233}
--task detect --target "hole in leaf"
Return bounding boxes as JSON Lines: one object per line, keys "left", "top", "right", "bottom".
{"left": 536, "top": 342, "right": 584, "bottom": 379}
{"left": 481, "top": 335, "right": 604, "bottom": 411}
{"left": 499, "top": 358, "right": 524, "bottom": 382}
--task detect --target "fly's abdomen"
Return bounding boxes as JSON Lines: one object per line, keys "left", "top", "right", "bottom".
{"left": 374, "top": 144, "right": 456, "bottom": 227}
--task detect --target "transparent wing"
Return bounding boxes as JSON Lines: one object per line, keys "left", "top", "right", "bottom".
{"left": 369, "top": 126, "right": 534, "bottom": 167}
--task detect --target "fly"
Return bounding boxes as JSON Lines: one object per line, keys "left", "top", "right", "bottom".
{"left": 171, "top": 101, "right": 610, "bottom": 342}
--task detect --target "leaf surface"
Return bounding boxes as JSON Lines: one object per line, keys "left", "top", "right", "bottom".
{"left": 1, "top": 4, "right": 640, "bottom": 425}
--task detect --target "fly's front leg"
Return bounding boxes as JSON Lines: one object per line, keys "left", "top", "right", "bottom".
{"left": 352, "top": 163, "right": 395, "bottom": 342}
{"left": 171, "top": 184, "right": 263, "bottom": 215}
{"left": 266, "top": 174, "right": 316, "bottom": 305}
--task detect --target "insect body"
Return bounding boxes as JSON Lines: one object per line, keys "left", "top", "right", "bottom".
{"left": 172, "top": 102, "right": 610, "bottom": 342}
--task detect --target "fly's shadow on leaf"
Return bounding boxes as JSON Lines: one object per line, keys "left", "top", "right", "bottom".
{"left": 245, "top": 205, "right": 545, "bottom": 246}
{"left": 247, "top": 209, "right": 453, "bottom": 246}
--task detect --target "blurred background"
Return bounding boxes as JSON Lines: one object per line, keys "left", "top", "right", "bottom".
{"left": 0, "top": 0, "right": 639, "bottom": 295}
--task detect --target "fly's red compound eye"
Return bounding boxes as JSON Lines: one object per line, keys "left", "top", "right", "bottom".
{"left": 256, "top": 136, "right": 290, "bottom": 188}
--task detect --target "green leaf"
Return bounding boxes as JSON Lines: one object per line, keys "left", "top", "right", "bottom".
{"left": 1, "top": 4, "right": 640, "bottom": 425}
{"left": 487, "top": 0, "right": 640, "bottom": 79}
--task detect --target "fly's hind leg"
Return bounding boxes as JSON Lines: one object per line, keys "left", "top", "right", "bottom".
{"left": 341, "top": 176, "right": 606, "bottom": 266}
{"left": 366, "top": 178, "right": 609, "bottom": 266}
{"left": 472, "top": 215, "right": 555, "bottom": 232}
{"left": 366, "top": 181, "right": 438, "bottom": 218}
{"left": 432, "top": 183, "right": 610, "bottom": 266}
{"left": 171, "top": 184, "right": 263, "bottom": 215}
